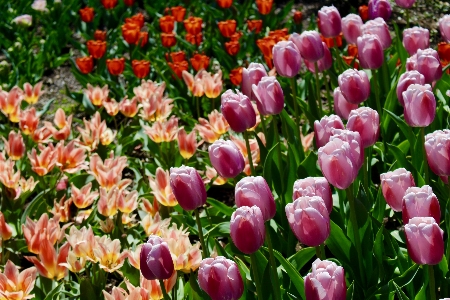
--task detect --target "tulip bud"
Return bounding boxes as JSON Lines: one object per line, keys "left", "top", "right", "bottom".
{"left": 395, "top": 0, "right": 416, "bottom": 8}
{"left": 304, "top": 42, "right": 332, "bottom": 73}
{"left": 140, "top": 235, "right": 174, "bottom": 280}
{"left": 293, "top": 177, "right": 332, "bottom": 214}
{"left": 178, "top": 128, "right": 197, "bottom": 160}
{"left": 406, "top": 53, "right": 418, "bottom": 71}
{"left": 402, "top": 84, "right": 436, "bottom": 127}
{"left": 235, "top": 176, "right": 276, "bottom": 221}
{"left": 404, "top": 217, "right": 444, "bottom": 265}
{"left": 313, "top": 114, "right": 345, "bottom": 148}
{"left": 3, "top": 131, "right": 25, "bottom": 160}
{"left": 252, "top": 76, "right": 284, "bottom": 116}
{"left": 220, "top": 90, "right": 256, "bottom": 132}
{"left": 396, "top": 71, "right": 425, "bottom": 106}
{"left": 241, "top": 63, "right": 267, "bottom": 100}
{"left": 357, "top": 34, "right": 384, "bottom": 70}
{"left": 230, "top": 206, "right": 265, "bottom": 254}
{"left": 330, "top": 129, "right": 364, "bottom": 170}
{"left": 380, "top": 168, "right": 415, "bottom": 212}
{"left": 289, "top": 31, "right": 324, "bottom": 62}
{"left": 198, "top": 256, "right": 244, "bottom": 300}
{"left": 208, "top": 139, "right": 245, "bottom": 178}
{"left": 286, "top": 196, "right": 330, "bottom": 246}
{"left": 368, "top": 0, "right": 392, "bottom": 21}
{"left": 341, "top": 14, "right": 363, "bottom": 44}
{"left": 347, "top": 107, "right": 380, "bottom": 148}
{"left": 402, "top": 186, "right": 441, "bottom": 224}
{"left": 338, "top": 69, "right": 371, "bottom": 105}
{"left": 19, "top": 107, "right": 39, "bottom": 135}
{"left": 305, "top": 259, "right": 346, "bottom": 300}
{"left": 272, "top": 41, "right": 302, "bottom": 78}
{"left": 318, "top": 6, "right": 342, "bottom": 38}
{"left": 362, "top": 18, "right": 391, "bottom": 50}
{"left": 333, "top": 87, "right": 358, "bottom": 120}
{"left": 425, "top": 130, "right": 450, "bottom": 177}
{"left": 403, "top": 27, "right": 429, "bottom": 56}
{"left": 439, "top": 15, "right": 450, "bottom": 43}
{"left": 169, "top": 166, "right": 206, "bottom": 211}
{"left": 416, "top": 48, "right": 443, "bottom": 83}
{"left": 0, "top": 212, "right": 13, "bottom": 241}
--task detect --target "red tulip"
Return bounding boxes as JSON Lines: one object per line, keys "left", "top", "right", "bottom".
{"left": 140, "top": 236, "right": 174, "bottom": 280}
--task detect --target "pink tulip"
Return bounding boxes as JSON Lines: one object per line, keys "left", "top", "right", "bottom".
{"left": 252, "top": 76, "right": 284, "bottom": 115}
{"left": 362, "top": 18, "right": 392, "bottom": 49}
{"left": 286, "top": 196, "right": 330, "bottom": 246}
{"left": 380, "top": 168, "right": 415, "bottom": 212}
{"left": 347, "top": 107, "right": 380, "bottom": 148}
{"left": 318, "top": 6, "right": 342, "bottom": 38}
{"left": 341, "top": 14, "right": 363, "bottom": 44}
{"left": 230, "top": 206, "right": 265, "bottom": 254}
{"left": 406, "top": 53, "right": 418, "bottom": 71}
{"left": 208, "top": 139, "right": 245, "bottom": 178}
{"left": 403, "top": 27, "right": 429, "bottom": 56}
{"left": 439, "top": 15, "right": 450, "bottom": 42}
{"left": 318, "top": 138, "right": 359, "bottom": 189}
{"left": 338, "top": 69, "right": 371, "bottom": 104}
{"left": 396, "top": 71, "right": 425, "bottom": 106}
{"left": 330, "top": 129, "right": 364, "bottom": 170}
{"left": 395, "top": 0, "right": 416, "bottom": 8}
{"left": 140, "top": 236, "right": 174, "bottom": 280}
{"left": 402, "top": 185, "right": 441, "bottom": 224}
{"left": 242, "top": 63, "right": 267, "bottom": 100}
{"left": 368, "top": 0, "right": 392, "bottom": 21}
{"left": 305, "top": 259, "right": 346, "bottom": 300}
{"left": 272, "top": 41, "right": 302, "bottom": 78}
{"left": 289, "top": 31, "right": 324, "bottom": 62}
{"left": 304, "top": 42, "right": 332, "bottom": 73}
{"left": 333, "top": 87, "right": 358, "bottom": 120}
{"left": 314, "top": 115, "right": 345, "bottom": 148}
{"left": 357, "top": 34, "right": 384, "bottom": 69}
{"left": 2, "top": 131, "right": 25, "bottom": 161}
{"left": 235, "top": 176, "right": 276, "bottom": 221}
{"left": 402, "top": 84, "right": 436, "bottom": 127}
{"left": 404, "top": 217, "right": 444, "bottom": 265}
{"left": 416, "top": 48, "right": 443, "bottom": 83}
{"left": 425, "top": 130, "right": 450, "bottom": 177}
{"left": 293, "top": 177, "right": 332, "bottom": 214}
{"left": 169, "top": 166, "right": 206, "bottom": 211}
{"left": 198, "top": 256, "right": 244, "bottom": 300}
{"left": 220, "top": 89, "right": 256, "bottom": 133}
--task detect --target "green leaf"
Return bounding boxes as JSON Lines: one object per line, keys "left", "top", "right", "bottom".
{"left": 384, "top": 109, "right": 416, "bottom": 151}
{"left": 393, "top": 282, "right": 410, "bottom": 300}
{"left": 326, "top": 221, "right": 352, "bottom": 267}
{"left": 346, "top": 282, "right": 354, "bottom": 300}
{"left": 21, "top": 190, "right": 48, "bottom": 225}
{"left": 287, "top": 247, "right": 316, "bottom": 271}
{"left": 37, "top": 98, "right": 55, "bottom": 117}
{"left": 207, "top": 198, "right": 234, "bottom": 217}
{"left": 80, "top": 279, "right": 97, "bottom": 299}
{"left": 43, "top": 282, "right": 63, "bottom": 300}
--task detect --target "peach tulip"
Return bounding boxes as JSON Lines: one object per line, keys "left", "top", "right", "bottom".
{"left": 25, "top": 240, "right": 70, "bottom": 281}
{"left": 3, "top": 131, "right": 25, "bottom": 160}
{"left": 0, "top": 260, "right": 37, "bottom": 300}
{"left": 45, "top": 108, "right": 72, "bottom": 140}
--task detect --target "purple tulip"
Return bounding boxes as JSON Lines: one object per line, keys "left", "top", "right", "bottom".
{"left": 304, "top": 42, "right": 332, "bottom": 73}
{"left": 338, "top": 69, "right": 371, "bottom": 104}
{"left": 425, "top": 130, "right": 450, "bottom": 177}
{"left": 368, "top": 0, "right": 392, "bottom": 21}
{"left": 293, "top": 177, "right": 332, "bottom": 214}
{"left": 290, "top": 31, "right": 324, "bottom": 62}
{"left": 380, "top": 168, "right": 416, "bottom": 212}
{"left": 235, "top": 176, "right": 276, "bottom": 221}
{"left": 333, "top": 87, "right": 358, "bottom": 120}
{"left": 395, "top": 0, "right": 416, "bottom": 8}
{"left": 341, "top": 14, "right": 363, "bottom": 44}
{"left": 318, "top": 6, "right": 342, "bottom": 38}
{"left": 402, "top": 185, "right": 441, "bottom": 224}
{"left": 230, "top": 206, "right": 265, "bottom": 254}
{"left": 242, "top": 63, "right": 267, "bottom": 100}
{"left": 330, "top": 129, "right": 364, "bottom": 170}
{"left": 208, "top": 139, "right": 245, "bottom": 178}
{"left": 314, "top": 114, "right": 345, "bottom": 148}
{"left": 252, "top": 76, "right": 284, "bottom": 115}
{"left": 406, "top": 53, "right": 418, "bottom": 71}
{"left": 402, "top": 84, "right": 436, "bottom": 127}
{"left": 403, "top": 27, "right": 430, "bottom": 56}
{"left": 305, "top": 259, "right": 347, "bottom": 300}
{"left": 140, "top": 236, "right": 174, "bottom": 280}
{"left": 347, "top": 107, "right": 380, "bottom": 148}
{"left": 357, "top": 34, "right": 384, "bottom": 70}
{"left": 416, "top": 48, "right": 443, "bottom": 83}
{"left": 396, "top": 71, "right": 425, "bottom": 106}
{"left": 169, "top": 165, "right": 206, "bottom": 211}
{"left": 272, "top": 40, "right": 302, "bottom": 78}
{"left": 439, "top": 15, "right": 450, "bottom": 42}
{"left": 362, "top": 18, "right": 392, "bottom": 49}
{"left": 221, "top": 89, "right": 256, "bottom": 132}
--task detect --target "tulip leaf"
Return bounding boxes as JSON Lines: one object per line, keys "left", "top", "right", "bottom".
{"left": 346, "top": 282, "right": 354, "bottom": 300}
{"left": 20, "top": 190, "right": 48, "bottom": 225}
{"left": 204, "top": 221, "right": 230, "bottom": 238}
{"left": 394, "top": 282, "right": 410, "bottom": 300}
{"left": 207, "top": 198, "right": 234, "bottom": 217}
{"left": 43, "top": 282, "right": 63, "bottom": 300}
{"left": 120, "top": 261, "right": 140, "bottom": 287}
{"left": 80, "top": 279, "right": 97, "bottom": 299}
{"left": 287, "top": 247, "right": 316, "bottom": 271}
{"left": 384, "top": 109, "right": 416, "bottom": 152}
{"left": 263, "top": 143, "right": 283, "bottom": 198}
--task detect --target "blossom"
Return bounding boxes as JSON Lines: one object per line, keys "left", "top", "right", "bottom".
{"left": 0, "top": 260, "right": 37, "bottom": 300}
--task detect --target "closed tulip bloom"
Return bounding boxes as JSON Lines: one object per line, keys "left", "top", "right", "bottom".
{"left": 439, "top": 15, "right": 450, "bottom": 42}
{"left": 217, "top": 0, "right": 233, "bottom": 8}
{"left": 256, "top": 0, "right": 273, "bottom": 15}
{"left": 294, "top": 11, "right": 303, "bottom": 24}
{"left": 338, "top": 69, "right": 370, "bottom": 104}
{"left": 198, "top": 256, "right": 244, "bottom": 300}
{"left": 305, "top": 259, "right": 346, "bottom": 300}
{"left": 132, "top": 60, "right": 150, "bottom": 79}
{"left": 272, "top": 41, "right": 301, "bottom": 78}
{"left": 314, "top": 114, "right": 345, "bottom": 148}
{"left": 403, "top": 27, "right": 429, "bottom": 56}
{"left": 3, "top": 131, "right": 25, "bottom": 160}
{"left": 101, "top": 0, "right": 117, "bottom": 9}
{"left": 402, "top": 84, "right": 435, "bottom": 127}
{"left": 208, "top": 139, "right": 245, "bottom": 178}
{"left": 362, "top": 18, "right": 392, "bottom": 50}
{"left": 230, "top": 206, "right": 265, "bottom": 254}
{"left": 79, "top": 7, "right": 94, "bottom": 23}
{"left": 293, "top": 177, "right": 332, "bottom": 214}
{"left": 425, "top": 130, "right": 450, "bottom": 177}
{"left": 347, "top": 107, "right": 380, "bottom": 148}
{"left": 235, "top": 176, "right": 275, "bottom": 221}
{"left": 76, "top": 56, "right": 93, "bottom": 74}
{"left": 241, "top": 63, "right": 267, "bottom": 99}
{"left": 368, "top": 0, "right": 392, "bottom": 21}
{"left": 304, "top": 42, "right": 332, "bottom": 73}
{"left": 86, "top": 40, "right": 106, "bottom": 59}
{"left": 121, "top": 22, "right": 140, "bottom": 45}
{"left": 247, "top": 20, "right": 263, "bottom": 33}
{"left": 333, "top": 87, "right": 358, "bottom": 120}
{"left": 396, "top": 0, "right": 416, "bottom": 8}
{"left": 93, "top": 30, "right": 104, "bottom": 42}
{"left": 169, "top": 166, "right": 206, "bottom": 211}
{"left": 402, "top": 186, "right": 441, "bottom": 224}
{"left": 416, "top": 48, "right": 443, "bottom": 83}
{"left": 359, "top": 5, "right": 369, "bottom": 21}
{"left": 184, "top": 17, "right": 203, "bottom": 35}
{"left": 171, "top": 6, "right": 186, "bottom": 22}
{"left": 220, "top": 90, "right": 256, "bottom": 132}
{"left": 404, "top": 217, "right": 444, "bottom": 265}
{"left": 140, "top": 236, "right": 174, "bottom": 280}
{"left": 286, "top": 196, "right": 330, "bottom": 246}
{"left": 290, "top": 31, "right": 324, "bottom": 62}
{"left": 341, "top": 14, "right": 363, "bottom": 44}
{"left": 190, "top": 54, "right": 210, "bottom": 72}
{"left": 230, "top": 67, "right": 243, "bottom": 85}
{"left": 106, "top": 58, "right": 125, "bottom": 76}
{"left": 178, "top": 128, "right": 197, "bottom": 159}
{"left": 380, "top": 168, "right": 415, "bottom": 212}
{"left": 396, "top": 71, "right": 425, "bottom": 106}
{"left": 225, "top": 41, "right": 240, "bottom": 56}
{"left": 318, "top": 6, "right": 342, "bottom": 38}
{"left": 330, "top": 129, "right": 364, "bottom": 170}
{"left": 357, "top": 34, "right": 384, "bottom": 69}
{"left": 252, "top": 76, "right": 284, "bottom": 116}
{"left": 218, "top": 20, "right": 237, "bottom": 38}
{"left": 159, "top": 16, "right": 175, "bottom": 33}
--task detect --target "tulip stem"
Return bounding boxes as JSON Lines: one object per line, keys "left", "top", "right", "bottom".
{"left": 325, "top": 72, "right": 333, "bottom": 114}
{"left": 290, "top": 77, "right": 301, "bottom": 135}
{"left": 244, "top": 130, "right": 256, "bottom": 176}
{"left": 265, "top": 223, "right": 282, "bottom": 300}
{"left": 372, "top": 69, "right": 387, "bottom": 152}
{"left": 315, "top": 244, "right": 325, "bottom": 260}
{"left": 194, "top": 208, "right": 209, "bottom": 258}
{"left": 363, "top": 150, "right": 371, "bottom": 204}
{"left": 159, "top": 279, "right": 170, "bottom": 300}
{"left": 195, "top": 96, "right": 201, "bottom": 119}
{"left": 334, "top": 38, "right": 343, "bottom": 73}
{"left": 250, "top": 253, "right": 264, "bottom": 300}
{"left": 421, "top": 127, "right": 429, "bottom": 184}
{"left": 260, "top": 114, "right": 268, "bottom": 138}
{"left": 428, "top": 265, "right": 436, "bottom": 300}
{"left": 314, "top": 62, "right": 323, "bottom": 118}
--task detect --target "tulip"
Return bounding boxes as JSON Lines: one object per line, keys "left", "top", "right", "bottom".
{"left": 330, "top": 129, "right": 364, "bottom": 170}
{"left": 404, "top": 217, "right": 444, "bottom": 265}
{"left": 294, "top": 11, "right": 302, "bottom": 24}
{"left": 402, "top": 84, "right": 436, "bottom": 127}
{"left": 119, "top": 97, "right": 138, "bottom": 118}
{"left": 103, "top": 99, "right": 119, "bottom": 116}
{"left": 290, "top": 31, "right": 324, "bottom": 62}
{"left": 121, "top": 22, "right": 140, "bottom": 45}
{"left": 357, "top": 34, "right": 384, "bottom": 69}
{"left": 101, "top": 0, "right": 117, "bottom": 9}
{"left": 94, "top": 30, "right": 106, "bottom": 41}
{"left": 161, "top": 33, "right": 177, "bottom": 48}
{"left": 140, "top": 236, "right": 174, "bottom": 280}
{"left": 177, "top": 128, "right": 197, "bottom": 160}
{"left": 203, "top": 70, "right": 223, "bottom": 99}
{"left": 247, "top": 20, "right": 263, "bottom": 33}
{"left": 368, "top": 0, "right": 392, "bottom": 21}
{"left": 208, "top": 139, "right": 245, "bottom": 178}
{"left": 12, "top": 14, "right": 32, "bottom": 27}
{"left": 293, "top": 177, "right": 332, "bottom": 214}
{"left": 230, "top": 67, "right": 243, "bottom": 85}
{"left": 337, "top": 69, "right": 370, "bottom": 105}
{"left": 137, "top": 32, "right": 148, "bottom": 47}
{"left": 171, "top": 6, "right": 186, "bottom": 22}
{"left": 305, "top": 259, "right": 347, "bottom": 300}
{"left": 230, "top": 206, "right": 265, "bottom": 254}
{"left": 106, "top": 58, "right": 125, "bottom": 76}
{"left": 286, "top": 196, "right": 330, "bottom": 246}
{"left": 438, "top": 42, "right": 450, "bottom": 63}
{"left": 79, "top": 7, "right": 94, "bottom": 22}
{"left": 166, "top": 51, "right": 186, "bottom": 63}
{"left": 86, "top": 40, "right": 106, "bottom": 59}
{"left": 23, "top": 82, "right": 43, "bottom": 105}
{"left": 256, "top": 0, "right": 273, "bottom": 15}
{"left": 242, "top": 63, "right": 267, "bottom": 100}
{"left": 143, "top": 116, "right": 179, "bottom": 144}
{"left": 396, "top": 0, "right": 416, "bottom": 8}
{"left": 252, "top": 76, "right": 284, "bottom": 116}
{"left": 380, "top": 168, "right": 415, "bottom": 212}
{"left": 126, "top": 13, "right": 144, "bottom": 29}
{"left": 359, "top": 5, "right": 369, "bottom": 21}
{"left": 217, "top": 0, "right": 232, "bottom": 8}
{"left": 159, "top": 16, "right": 175, "bottom": 33}
{"left": 341, "top": 14, "right": 363, "bottom": 44}
{"left": 402, "top": 185, "right": 441, "bottom": 224}
{"left": 3, "top": 131, "right": 24, "bottom": 161}
{"left": 220, "top": 89, "right": 256, "bottom": 132}
{"left": 347, "top": 107, "right": 380, "bottom": 148}
{"left": 76, "top": 56, "right": 93, "bottom": 74}
{"left": 313, "top": 114, "right": 345, "bottom": 148}
{"left": 396, "top": 71, "right": 425, "bottom": 106}
{"left": 272, "top": 41, "right": 302, "bottom": 78}
{"left": 169, "top": 166, "right": 206, "bottom": 211}
{"left": 84, "top": 84, "right": 108, "bottom": 107}
{"left": 333, "top": 87, "right": 358, "bottom": 120}
{"left": 184, "top": 17, "right": 202, "bottom": 35}
{"left": 20, "top": 107, "right": 39, "bottom": 135}
{"left": 235, "top": 176, "right": 276, "bottom": 221}
{"left": 190, "top": 54, "right": 210, "bottom": 72}
{"left": 318, "top": 6, "right": 342, "bottom": 38}
{"left": 0, "top": 212, "right": 12, "bottom": 241}
{"left": 132, "top": 60, "right": 150, "bottom": 79}
{"left": 425, "top": 130, "right": 450, "bottom": 177}
{"left": 439, "top": 15, "right": 450, "bottom": 42}
{"left": 71, "top": 182, "right": 98, "bottom": 209}
{"left": 25, "top": 240, "right": 70, "bottom": 280}
{"left": 416, "top": 48, "right": 443, "bottom": 83}
{"left": 124, "top": 0, "right": 134, "bottom": 6}
{"left": 362, "top": 18, "right": 392, "bottom": 50}
{"left": 198, "top": 256, "right": 244, "bottom": 300}
{"left": 218, "top": 20, "right": 237, "bottom": 38}
{"left": 403, "top": 27, "right": 429, "bottom": 56}
{"left": 256, "top": 37, "right": 276, "bottom": 69}
{"left": 225, "top": 41, "right": 240, "bottom": 56}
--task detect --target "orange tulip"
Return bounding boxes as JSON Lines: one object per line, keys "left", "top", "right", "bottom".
{"left": 89, "top": 152, "right": 130, "bottom": 191}
{"left": 132, "top": 60, "right": 150, "bottom": 78}
{"left": 122, "top": 22, "right": 140, "bottom": 44}
{"left": 171, "top": 6, "right": 186, "bottom": 22}
{"left": 101, "top": 0, "right": 117, "bottom": 9}
{"left": 161, "top": 32, "right": 177, "bottom": 48}
{"left": 94, "top": 30, "right": 107, "bottom": 41}
{"left": 359, "top": 5, "right": 369, "bottom": 22}
{"left": 119, "top": 97, "right": 139, "bottom": 117}
{"left": 54, "top": 140, "right": 88, "bottom": 174}
{"left": 294, "top": 11, "right": 302, "bottom": 24}
{"left": 182, "top": 70, "right": 204, "bottom": 97}
{"left": 178, "top": 128, "right": 197, "bottom": 159}
{"left": 186, "top": 33, "right": 203, "bottom": 46}
{"left": 257, "top": 36, "right": 276, "bottom": 58}
{"left": 143, "top": 116, "right": 179, "bottom": 144}
{"left": 204, "top": 166, "right": 227, "bottom": 185}
{"left": 98, "top": 187, "right": 120, "bottom": 217}
{"left": 51, "top": 195, "right": 72, "bottom": 222}
{"left": 256, "top": 0, "right": 273, "bottom": 15}
{"left": 31, "top": 126, "right": 52, "bottom": 143}
{"left": 22, "top": 214, "right": 65, "bottom": 254}
{"left": 0, "top": 158, "right": 20, "bottom": 190}
{"left": 190, "top": 53, "right": 210, "bottom": 71}
{"left": 137, "top": 31, "right": 148, "bottom": 47}
{"left": 230, "top": 67, "right": 243, "bottom": 85}
{"left": 0, "top": 260, "right": 37, "bottom": 300}
{"left": 44, "top": 108, "right": 72, "bottom": 140}
{"left": 160, "top": 16, "right": 175, "bottom": 33}
{"left": 195, "top": 110, "right": 229, "bottom": 143}
{"left": 87, "top": 40, "right": 106, "bottom": 59}
{"left": 247, "top": 19, "right": 263, "bottom": 33}
{"left": 230, "top": 31, "right": 243, "bottom": 41}
{"left": 348, "top": 44, "right": 358, "bottom": 57}
{"left": 438, "top": 42, "right": 450, "bottom": 63}
{"left": 0, "top": 212, "right": 12, "bottom": 241}
{"left": 76, "top": 56, "right": 94, "bottom": 74}
{"left": 28, "top": 144, "right": 56, "bottom": 176}
{"left": 107, "top": 58, "right": 125, "bottom": 75}
{"left": 3, "top": 131, "right": 25, "bottom": 161}
{"left": 20, "top": 107, "right": 39, "bottom": 135}
{"left": 343, "top": 56, "right": 359, "bottom": 69}
{"left": 0, "top": 86, "right": 22, "bottom": 119}
{"left": 124, "top": 0, "right": 134, "bottom": 6}
{"left": 23, "top": 81, "right": 43, "bottom": 105}
{"left": 126, "top": 13, "right": 145, "bottom": 29}
{"left": 165, "top": 51, "right": 186, "bottom": 62}
{"left": 25, "top": 240, "right": 70, "bottom": 281}
{"left": 147, "top": 167, "right": 177, "bottom": 206}
{"left": 79, "top": 7, "right": 94, "bottom": 22}
{"left": 168, "top": 61, "right": 189, "bottom": 78}
{"left": 269, "top": 28, "right": 289, "bottom": 42}
{"left": 218, "top": 20, "right": 237, "bottom": 38}
{"left": 217, "top": 0, "right": 233, "bottom": 8}
{"left": 184, "top": 17, "right": 202, "bottom": 35}
{"left": 321, "top": 32, "right": 343, "bottom": 48}
{"left": 225, "top": 40, "right": 240, "bottom": 56}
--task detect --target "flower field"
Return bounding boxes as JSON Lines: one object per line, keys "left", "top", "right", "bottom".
{"left": 2, "top": 0, "right": 450, "bottom": 299}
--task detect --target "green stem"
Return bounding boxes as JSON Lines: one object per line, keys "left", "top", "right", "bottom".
{"left": 315, "top": 244, "right": 325, "bottom": 260}
{"left": 428, "top": 264, "right": 436, "bottom": 300}
{"left": 421, "top": 127, "right": 429, "bottom": 184}
{"left": 159, "top": 279, "right": 170, "bottom": 300}
{"left": 363, "top": 150, "right": 371, "bottom": 204}
{"left": 265, "top": 223, "right": 282, "bottom": 300}
{"left": 372, "top": 69, "right": 387, "bottom": 152}
{"left": 250, "top": 253, "right": 264, "bottom": 300}
{"left": 290, "top": 77, "right": 300, "bottom": 135}
{"left": 194, "top": 208, "right": 209, "bottom": 258}
{"left": 334, "top": 38, "right": 343, "bottom": 73}
{"left": 314, "top": 62, "right": 323, "bottom": 118}
{"left": 324, "top": 72, "right": 333, "bottom": 114}
{"left": 244, "top": 130, "right": 256, "bottom": 176}
{"left": 260, "top": 114, "right": 268, "bottom": 138}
